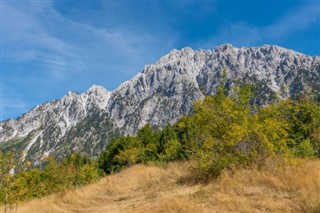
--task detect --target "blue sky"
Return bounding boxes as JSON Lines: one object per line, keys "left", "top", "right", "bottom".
{"left": 1, "top": 0, "right": 320, "bottom": 121}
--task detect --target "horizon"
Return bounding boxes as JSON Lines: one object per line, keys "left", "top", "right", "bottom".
{"left": 1, "top": 1, "right": 320, "bottom": 121}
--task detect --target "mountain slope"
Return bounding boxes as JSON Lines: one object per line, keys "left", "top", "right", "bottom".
{"left": 108, "top": 44, "right": 319, "bottom": 134}
{"left": 0, "top": 86, "right": 118, "bottom": 164}
{"left": 1, "top": 44, "right": 319, "bottom": 166}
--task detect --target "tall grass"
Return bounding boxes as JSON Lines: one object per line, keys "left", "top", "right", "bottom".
{"left": 5, "top": 159, "right": 319, "bottom": 213}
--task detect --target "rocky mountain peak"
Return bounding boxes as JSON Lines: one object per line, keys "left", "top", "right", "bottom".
{"left": 1, "top": 44, "right": 319, "bottom": 166}
{"left": 63, "top": 91, "right": 80, "bottom": 102}
{"left": 215, "top": 43, "right": 236, "bottom": 52}
{"left": 82, "top": 85, "right": 111, "bottom": 110}
{"left": 157, "top": 47, "right": 200, "bottom": 65}
{"left": 86, "top": 85, "right": 108, "bottom": 93}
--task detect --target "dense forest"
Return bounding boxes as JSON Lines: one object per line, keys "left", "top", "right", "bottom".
{"left": 1, "top": 81, "right": 319, "bottom": 210}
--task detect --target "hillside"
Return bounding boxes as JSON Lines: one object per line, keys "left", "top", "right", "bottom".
{"left": 8, "top": 159, "right": 320, "bottom": 213}
{"left": 1, "top": 44, "right": 319, "bottom": 166}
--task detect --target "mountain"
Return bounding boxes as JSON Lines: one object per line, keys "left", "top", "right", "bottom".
{"left": 1, "top": 44, "right": 319, "bottom": 166}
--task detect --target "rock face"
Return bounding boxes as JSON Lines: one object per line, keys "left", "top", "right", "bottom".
{"left": 0, "top": 86, "right": 117, "bottom": 164}
{"left": 1, "top": 44, "right": 319, "bottom": 165}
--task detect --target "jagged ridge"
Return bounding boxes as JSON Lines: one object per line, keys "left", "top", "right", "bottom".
{"left": 1, "top": 44, "right": 319, "bottom": 165}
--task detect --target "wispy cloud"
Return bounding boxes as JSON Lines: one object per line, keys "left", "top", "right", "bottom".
{"left": 2, "top": 1, "right": 318, "bottom": 121}
{"left": 263, "top": 2, "right": 320, "bottom": 39}
{"left": 2, "top": 101, "right": 28, "bottom": 120}
{"left": 2, "top": 1, "right": 177, "bottom": 120}
{"left": 4, "top": 1, "right": 177, "bottom": 78}
{"left": 1, "top": 84, "right": 29, "bottom": 120}
{"left": 3, "top": 1, "right": 74, "bottom": 78}
{"left": 200, "top": 2, "right": 320, "bottom": 49}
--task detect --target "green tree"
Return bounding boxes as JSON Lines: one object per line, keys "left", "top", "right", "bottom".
{"left": 275, "top": 99, "right": 320, "bottom": 157}
{"left": 190, "top": 84, "right": 290, "bottom": 180}
{"left": 163, "top": 139, "right": 182, "bottom": 161}
{"left": 97, "top": 136, "right": 129, "bottom": 174}
{"left": 137, "top": 124, "right": 160, "bottom": 162}
{"left": 159, "top": 124, "right": 177, "bottom": 154}
{"left": 115, "top": 136, "right": 143, "bottom": 167}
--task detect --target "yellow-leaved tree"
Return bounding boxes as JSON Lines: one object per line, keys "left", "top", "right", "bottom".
{"left": 0, "top": 151, "right": 23, "bottom": 211}
{"left": 188, "top": 80, "right": 290, "bottom": 181}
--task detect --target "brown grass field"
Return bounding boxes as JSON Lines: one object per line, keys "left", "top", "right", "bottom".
{"left": 2, "top": 159, "right": 320, "bottom": 213}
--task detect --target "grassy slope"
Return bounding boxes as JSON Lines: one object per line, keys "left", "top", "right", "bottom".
{"left": 5, "top": 159, "right": 320, "bottom": 213}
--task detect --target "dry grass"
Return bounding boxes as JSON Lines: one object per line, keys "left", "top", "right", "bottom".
{"left": 2, "top": 159, "right": 320, "bottom": 213}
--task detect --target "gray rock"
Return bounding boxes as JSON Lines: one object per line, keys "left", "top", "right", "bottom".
{"left": 1, "top": 44, "right": 319, "bottom": 165}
